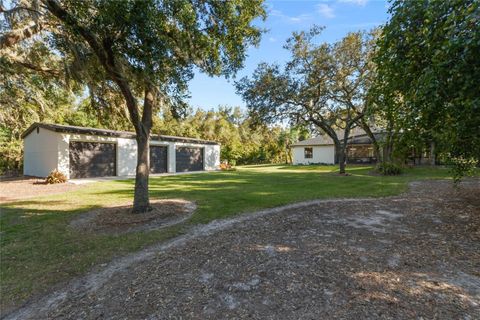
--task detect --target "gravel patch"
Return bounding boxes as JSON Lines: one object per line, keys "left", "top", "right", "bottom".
{"left": 3, "top": 179, "right": 479, "bottom": 320}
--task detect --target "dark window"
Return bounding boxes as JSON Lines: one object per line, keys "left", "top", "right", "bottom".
{"left": 304, "top": 147, "right": 313, "bottom": 159}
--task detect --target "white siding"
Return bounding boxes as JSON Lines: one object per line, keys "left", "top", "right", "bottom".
{"left": 57, "top": 133, "right": 70, "bottom": 177}
{"left": 204, "top": 144, "right": 221, "bottom": 170}
{"left": 167, "top": 143, "right": 176, "bottom": 173}
{"left": 118, "top": 138, "right": 138, "bottom": 176}
{"left": 23, "top": 127, "right": 60, "bottom": 177}
{"left": 292, "top": 145, "right": 335, "bottom": 165}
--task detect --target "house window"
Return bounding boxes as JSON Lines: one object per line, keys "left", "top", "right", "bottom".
{"left": 304, "top": 147, "right": 313, "bottom": 159}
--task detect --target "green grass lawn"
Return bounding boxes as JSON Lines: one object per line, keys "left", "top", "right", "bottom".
{"left": 0, "top": 164, "right": 455, "bottom": 311}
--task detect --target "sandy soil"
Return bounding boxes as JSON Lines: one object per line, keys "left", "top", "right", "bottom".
{"left": 3, "top": 179, "right": 480, "bottom": 320}
{"left": 0, "top": 177, "right": 82, "bottom": 203}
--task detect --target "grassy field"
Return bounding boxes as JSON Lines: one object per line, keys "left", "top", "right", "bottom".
{"left": 0, "top": 164, "right": 455, "bottom": 311}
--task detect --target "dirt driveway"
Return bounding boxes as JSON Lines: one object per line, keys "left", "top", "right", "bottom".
{"left": 5, "top": 180, "right": 480, "bottom": 319}
{"left": 0, "top": 177, "right": 82, "bottom": 203}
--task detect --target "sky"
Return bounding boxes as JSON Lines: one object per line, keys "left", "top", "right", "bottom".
{"left": 187, "top": 0, "right": 390, "bottom": 110}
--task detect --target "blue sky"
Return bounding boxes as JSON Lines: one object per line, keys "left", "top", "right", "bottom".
{"left": 188, "top": 0, "right": 390, "bottom": 110}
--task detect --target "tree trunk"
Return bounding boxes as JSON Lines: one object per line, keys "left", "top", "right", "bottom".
{"left": 133, "top": 133, "right": 151, "bottom": 213}
{"left": 132, "top": 86, "right": 155, "bottom": 213}
{"left": 43, "top": 0, "right": 155, "bottom": 213}
{"left": 357, "top": 119, "right": 382, "bottom": 163}
{"left": 336, "top": 143, "right": 347, "bottom": 174}
{"left": 382, "top": 129, "right": 395, "bottom": 164}
{"left": 373, "top": 143, "right": 381, "bottom": 163}
{"left": 430, "top": 141, "right": 436, "bottom": 166}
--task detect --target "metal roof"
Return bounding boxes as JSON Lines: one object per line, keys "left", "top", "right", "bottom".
{"left": 291, "top": 135, "right": 334, "bottom": 146}
{"left": 291, "top": 131, "right": 385, "bottom": 147}
{"left": 21, "top": 122, "right": 220, "bottom": 145}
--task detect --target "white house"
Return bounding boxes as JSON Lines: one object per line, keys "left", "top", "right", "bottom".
{"left": 291, "top": 136, "right": 336, "bottom": 165}
{"left": 22, "top": 123, "right": 220, "bottom": 179}
{"left": 291, "top": 130, "right": 380, "bottom": 165}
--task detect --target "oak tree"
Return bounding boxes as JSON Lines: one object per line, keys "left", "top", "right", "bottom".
{"left": 237, "top": 27, "right": 377, "bottom": 173}
{"left": 2, "top": 0, "right": 265, "bottom": 212}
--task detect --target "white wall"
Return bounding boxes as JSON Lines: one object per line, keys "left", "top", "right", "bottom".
{"left": 204, "top": 144, "right": 221, "bottom": 170}
{"left": 292, "top": 145, "right": 335, "bottom": 165}
{"left": 57, "top": 134, "right": 69, "bottom": 176}
{"left": 23, "top": 127, "right": 60, "bottom": 177}
{"left": 117, "top": 138, "right": 138, "bottom": 176}
{"left": 167, "top": 143, "right": 176, "bottom": 173}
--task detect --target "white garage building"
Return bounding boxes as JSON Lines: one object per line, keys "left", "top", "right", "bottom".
{"left": 22, "top": 123, "right": 220, "bottom": 179}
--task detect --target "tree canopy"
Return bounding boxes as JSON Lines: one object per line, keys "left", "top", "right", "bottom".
{"left": 374, "top": 0, "right": 480, "bottom": 176}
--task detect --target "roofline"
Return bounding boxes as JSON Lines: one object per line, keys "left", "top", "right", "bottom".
{"left": 290, "top": 132, "right": 386, "bottom": 147}
{"left": 291, "top": 144, "right": 333, "bottom": 147}
{"left": 21, "top": 123, "right": 220, "bottom": 145}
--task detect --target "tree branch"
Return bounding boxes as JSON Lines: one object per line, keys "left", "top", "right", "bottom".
{"left": 0, "top": 21, "right": 43, "bottom": 50}
{"left": 43, "top": 0, "right": 142, "bottom": 133}
{"left": 6, "top": 55, "right": 60, "bottom": 76}
{"left": 0, "top": 5, "right": 41, "bottom": 15}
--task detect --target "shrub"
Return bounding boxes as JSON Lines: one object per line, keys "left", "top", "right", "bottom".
{"left": 376, "top": 162, "right": 403, "bottom": 175}
{"left": 45, "top": 169, "right": 68, "bottom": 184}
{"left": 0, "top": 139, "right": 23, "bottom": 176}
{"left": 219, "top": 162, "right": 236, "bottom": 171}
{"left": 449, "top": 156, "right": 478, "bottom": 183}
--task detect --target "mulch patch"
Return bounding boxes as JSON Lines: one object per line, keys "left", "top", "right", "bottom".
{"left": 69, "top": 199, "right": 196, "bottom": 235}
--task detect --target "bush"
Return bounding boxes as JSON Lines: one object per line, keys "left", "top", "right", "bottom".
{"left": 450, "top": 156, "right": 478, "bottom": 183}
{"left": 45, "top": 169, "right": 68, "bottom": 184}
{"left": 0, "top": 139, "right": 23, "bottom": 176}
{"left": 376, "top": 162, "right": 403, "bottom": 175}
{"left": 219, "top": 162, "right": 236, "bottom": 171}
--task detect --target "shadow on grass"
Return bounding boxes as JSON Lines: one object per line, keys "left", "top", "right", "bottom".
{"left": 276, "top": 164, "right": 338, "bottom": 171}
{"left": 92, "top": 168, "right": 409, "bottom": 226}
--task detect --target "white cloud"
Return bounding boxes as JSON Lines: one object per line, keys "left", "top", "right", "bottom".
{"left": 316, "top": 3, "right": 335, "bottom": 19}
{"left": 288, "top": 14, "right": 312, "bottom": 23}
{"left": 270, "top": 9, "right": 312, "bottom": 24}
{"left": 268, "top": 37, "right": 277, "bottom": 43}
{"left": 338, "top": 0, "right": 369, "bottom": 6}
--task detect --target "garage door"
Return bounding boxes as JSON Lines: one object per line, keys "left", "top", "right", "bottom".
{"left": 176, "top": 147, "right": 204, "bottom": 172}
{"left": 150, "top": 145, "right": 168, "bottom": 174}
{"left": 69, "top": 141, "right": 116, "bottom": 178}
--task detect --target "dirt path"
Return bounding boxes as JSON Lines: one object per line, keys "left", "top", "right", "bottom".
{"left": 3, "top": 180, "right": 480, "bottom": 319}
{"left": 0, "top": 177, "right": 83, "bottom": 203}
